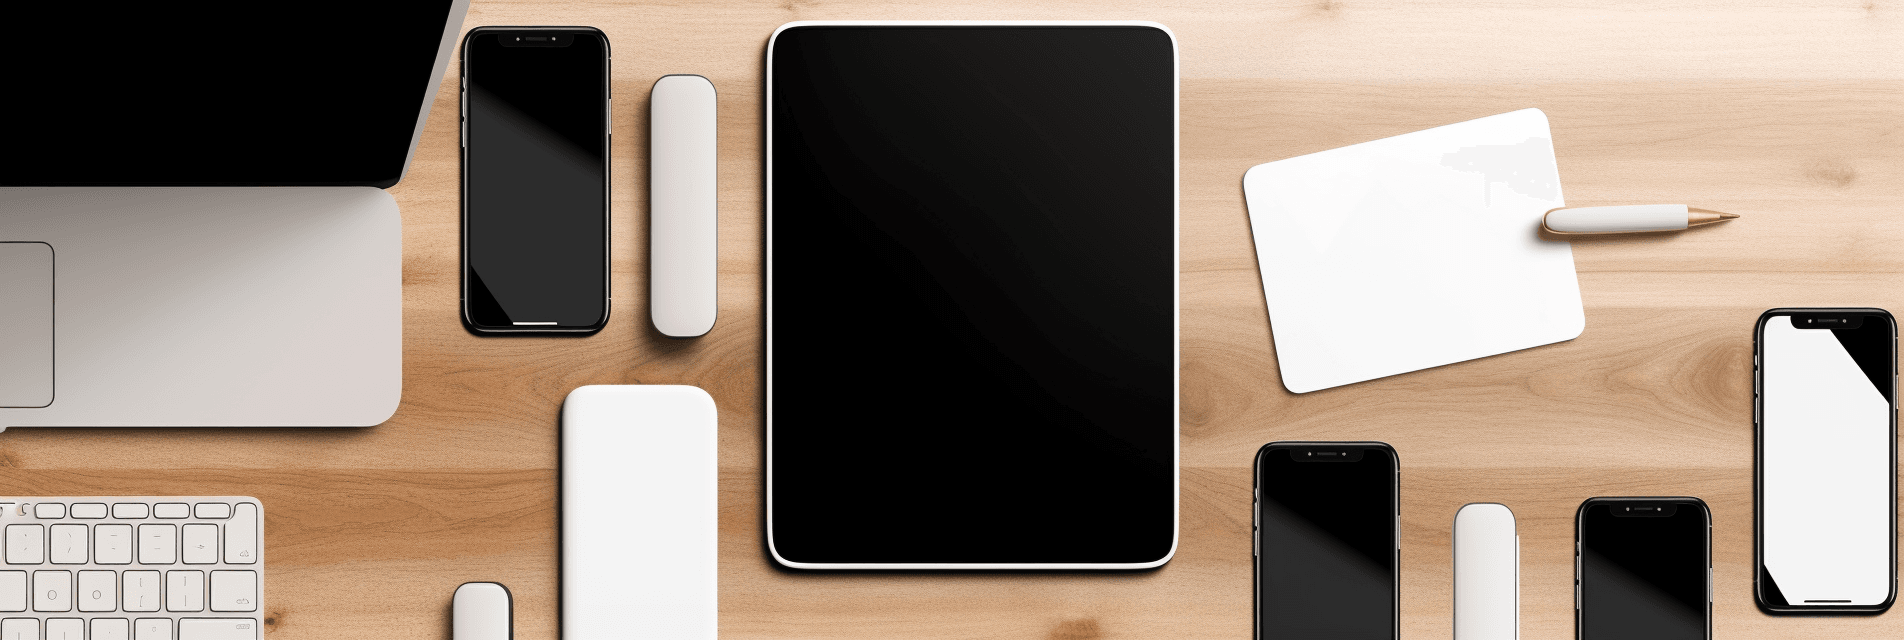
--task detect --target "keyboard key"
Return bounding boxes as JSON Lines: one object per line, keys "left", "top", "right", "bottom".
{"left": 194, "top": 504, "right": 231, "bottom": 519}
{"left": 79, "top": 570, "right": 115, "bottom": 612}
{"left": 113, "top": 504, "right": 150, "bottom": 519}
{"left": 4, "top": 526, "right": 42, "bottom": 564}
{"left": 92, "top": 618, "right": 130, "bottom": 640}
{"left": 96, "top": 524, "right": 133, "bottom": 564}
{"left": 179, "top": 618, "right": 258, "bottom": 640}
{"left": 210, "top": 571, "right": 256, "bottom": 612}
{"left": 0, "top": 572, "right": 23, "bottom": 611}
{"left": 224, "top": 504, "right": 256, "bottom": 564}
{"left": 46, "top": 617, "right": 81, "bottom": 640}
{"left": 70, "top": 503, "right": 108, "bottom": 519}
{"left": 32, "top": 570, "right": 70, "bottom": 611}
{"left": 168, "top": 571, "right": 204, "bottom": 612}
{"left": 0, "top": 618, "right": 36, "bottom": 640}
{"left": 33, "top": 504, "right": 64, "bottom": 519}
{"left": 124, "top": 570, "right": 161, "bottom": 612}
{"left": 182, "top": 524, "right": 218, "bottom": 565}
{"left": 48, "top": 524, "right": 85, "bottom": 564}
{"left": 140, "top": 524, "right": 177, "bottom": 564}
{"left": 155, "top": 503, "right": 191, "bottom": 519}
{"left": 135, "top": 617, "right": 172, "bottom": 640}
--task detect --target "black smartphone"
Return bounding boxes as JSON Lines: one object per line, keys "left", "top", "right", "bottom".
{"left": 1754, "top": 308, "right": 1897, "bottom": 613}
{"left": 1575, "top": 497, "right": 1710, "bottom": 640}
{"left": 1254, "top": 441, "right": 1399, "bottom": 640}
{"left": 460, "top": 27, "right": 611, "bottom": 334}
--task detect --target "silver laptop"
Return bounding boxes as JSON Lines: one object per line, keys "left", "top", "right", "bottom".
{"left": 0, "top": 2, "right": 470, "bottom": 428}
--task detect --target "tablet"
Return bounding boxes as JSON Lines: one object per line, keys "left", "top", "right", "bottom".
{"left": 766, "top": 22, "right": 1179, "bottom": 569}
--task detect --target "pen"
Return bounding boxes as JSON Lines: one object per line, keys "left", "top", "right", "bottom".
{"left": 1542, "top": 204, "right": 1738, "bottom": 235}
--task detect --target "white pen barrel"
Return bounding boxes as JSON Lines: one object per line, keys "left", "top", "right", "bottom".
{"left": 1544, "top": 204, "right": 1688, "bottom": 233}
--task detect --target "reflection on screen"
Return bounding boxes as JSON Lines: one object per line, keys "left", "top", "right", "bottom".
{"left": 463, "top": 32, "right": 608, "bottom": 328}
{"left": 1257, "top": 447, "right": 1396, "bottom": 640}
{"left": 1580, "top": 502, "right": 1707, "bottom": 640}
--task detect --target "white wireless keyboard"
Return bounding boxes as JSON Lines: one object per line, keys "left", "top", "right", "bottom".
{"left": 0, "top": 497, "right": 262, "bottom": 640}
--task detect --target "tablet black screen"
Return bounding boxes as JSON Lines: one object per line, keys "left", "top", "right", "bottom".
{"left": 767, "top": 25, "right": 1177, "bottom": 566}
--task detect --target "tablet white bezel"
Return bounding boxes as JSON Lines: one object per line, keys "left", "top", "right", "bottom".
{"left": 763, "top": 20, "right": 1181, "bottom": 570}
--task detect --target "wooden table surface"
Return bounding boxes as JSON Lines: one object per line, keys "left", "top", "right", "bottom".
{"left": 4, "top": 1, "right": 1897, "bottom": 638}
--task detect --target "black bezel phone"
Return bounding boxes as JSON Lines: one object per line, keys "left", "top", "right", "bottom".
{"left": 1575, "top": 496, "right": 1711, "bottom": 640}
{"left": 1253, "top": 441, "right": 1400, "bottom": 640}
{"left": 459, "top": 26, "right": 612, "bottom": 335}
{"left": 1753, "top": 307, "right": 1898, "bottom": 614}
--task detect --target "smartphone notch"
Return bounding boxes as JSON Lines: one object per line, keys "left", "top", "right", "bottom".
{"left": 1292, "top": 447, "right": 1366, "bottom": 462}
{"left": 1610, "top": 503, "right": 1677, "bottom": 517}
{"left": 498, "top": 32, "right": 575, "bottom": 47}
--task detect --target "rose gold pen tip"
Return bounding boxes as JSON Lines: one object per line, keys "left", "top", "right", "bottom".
{"left": 1720, "top": 212, "right": 1739, "bottom": 219}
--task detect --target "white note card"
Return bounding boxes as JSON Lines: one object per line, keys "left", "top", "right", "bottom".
{"left": 1243, "top": 108, "right": 1583, "bottom": 393}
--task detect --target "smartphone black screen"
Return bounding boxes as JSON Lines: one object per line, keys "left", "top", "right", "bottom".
{"left": 1578, "top": 498, "right": 1710, "bottom": 640}
{"left": 462, "top": 29, "right": 609, "bottom": 332}
{"left": 1255, "top": 442, "right": 1398, "bottom": 640}
{"left": 1756, "top": 309, "right": 1897, "bottom": 612}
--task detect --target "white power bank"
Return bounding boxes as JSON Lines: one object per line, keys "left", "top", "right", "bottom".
{"left": 1454, "top": 503, "right": 1518, "bottom": 640}
{"left": 650, "top": 74, "right": 719, "bottom": 338}
{"left": 561, "top": 385, "right": 718, "bottom": 639}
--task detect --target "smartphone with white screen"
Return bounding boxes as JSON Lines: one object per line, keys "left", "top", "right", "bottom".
{"left": 1755, "top": 308, "right": 1896, "bottom": 613}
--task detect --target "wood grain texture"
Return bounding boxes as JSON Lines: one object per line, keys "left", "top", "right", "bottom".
{"left": 3, "top": 0, "right": 1897, "bottom": 638}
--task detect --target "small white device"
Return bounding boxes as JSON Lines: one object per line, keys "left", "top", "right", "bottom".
{"left": 0, "top": 496, "right": 263, "bottom": 639}
{"left": 453, "top": 582, "right": 512, "bottom": 640}
{"left": 1453, "top": 503, "right": 1518, "bottom": 640}
{"left": 649, "top": 75, "right": 719, "bottom": 338}
{"left": 561, "top": 385, "right": 717, "bottom": 639}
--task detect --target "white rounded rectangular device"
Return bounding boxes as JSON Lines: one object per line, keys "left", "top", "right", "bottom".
{"left": 649, "top": 75, "right": 719, "bottom": 338}
{"left": 1454, "top": 503, "right": 1518, "bottom": 640}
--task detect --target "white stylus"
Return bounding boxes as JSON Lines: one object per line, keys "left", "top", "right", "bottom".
{"left": 1542, "top": 204, "right": 1737, "bottom": 235}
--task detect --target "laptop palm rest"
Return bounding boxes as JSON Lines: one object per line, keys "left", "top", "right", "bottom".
{"left": 0, "top": 187, "right": 401, "bottom": 428}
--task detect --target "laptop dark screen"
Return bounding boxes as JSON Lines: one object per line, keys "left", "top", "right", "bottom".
{"left": 1, "top": 3, "right": 457, "bottom": 187}
{"left": 767, "top": 25, "right": 1178, "bottom": 566}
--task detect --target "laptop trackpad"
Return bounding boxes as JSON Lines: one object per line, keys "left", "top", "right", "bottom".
{"left": 0, "top": 243, "right": 53, "bottom": 408}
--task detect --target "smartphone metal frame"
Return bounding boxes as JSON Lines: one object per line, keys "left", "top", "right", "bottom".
{"left": 1753, "top": 307, "right": 1898, "bottom": 614}
{"left": 458, "top": 26, "right": 613, "bottom": 335}
{"left": 1252, "top": 441, "right": 1401, "bottom": 640}
{"left": 1574, "top": 496, "right": 1711, "bottom": 640}
{"left": 762, "top": 21, "right": 1180, "bottom": 570}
